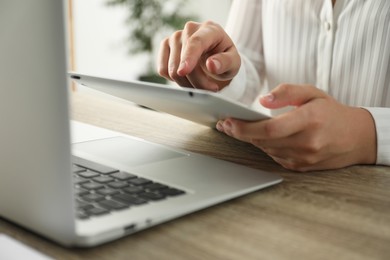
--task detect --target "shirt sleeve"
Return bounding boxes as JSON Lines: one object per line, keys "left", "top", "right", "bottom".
{"left": 218, "top": 0, "right": 265, "bottom": 106}
{"left": 363, "top": 107, "right": 390, "bottom": 166}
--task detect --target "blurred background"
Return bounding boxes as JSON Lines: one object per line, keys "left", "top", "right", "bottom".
{"left": 69, "top": 0, "right": 232, "bottom": 83}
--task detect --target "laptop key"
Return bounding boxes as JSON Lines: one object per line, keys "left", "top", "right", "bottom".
{"left": 76, "top": 200, "right": 94, "bottom": 210}
{"left": 75, "top": 188, "right": 89, "bottom": 196}
{"left": 73, "top": 156, "right": 119, "bottom": 174}
{"left": 123, "top": 186, "right": 144, "bottom": 194}
{"left": 128, "top": 178, "right": 152, "bottom": 186}
{"left": 78, "top": 171, "right": 100, "bottom": 178}
{"left": 81, "top": 182, "right": 105, "bottom": 190}
{"left": 93, "top": 176, "right": 114, "bottom": 183}
{"left": 99, "top": 200, "right": 128, "bottom": 210}
{"left": 85, "top": 207, "right": 110, "bottom": 216}
{"left": 97, "top": 188, "right": 120, "bottom": 196}
{"left": 82, "top": 193, "right": 105, "bottom": 202}
{"left": 108, "top": 181, "right": 129, "bottom": 189}
{"left": 72, "top": 164, "right": 86, "bottom": 173}
{"left": 77, "top": 211, "right": 89, "bottom": 220}
{"left": 113, "top": 193, "right": 148, "bottom": 205}
{"left": 111, "top": 171, "right": 137, "bottom": 180}
{"left": 73, "top": 176, "right": 89, "bottom": 185}
{"left": 143, "top": 183, "right": 168, "bottom": 191}
{"left": 138, "top": 192, "right": 166, "bottom": 201}
{"left": 160, "top": 188, "right": 186, "bottom": 196}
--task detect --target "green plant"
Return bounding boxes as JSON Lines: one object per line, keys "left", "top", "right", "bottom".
{"left": 106, "top": 0, "right": 198, "bottom": 83}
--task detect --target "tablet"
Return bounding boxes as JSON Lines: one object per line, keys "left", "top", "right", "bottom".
{"left": 69, "top": 72, "right": 270, "bottom": 128}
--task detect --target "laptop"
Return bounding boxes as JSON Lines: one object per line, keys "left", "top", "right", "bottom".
{"left": 0, "top": 0, "right": 282, "bottom": 247}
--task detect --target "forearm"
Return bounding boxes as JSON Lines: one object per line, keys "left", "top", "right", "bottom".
{"left": 219, "top": 0, "right": 265, "bottom": 105}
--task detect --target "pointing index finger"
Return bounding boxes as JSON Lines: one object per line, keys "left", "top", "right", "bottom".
{"left": 178, "top": 22, "right": 233, "bottom": 77}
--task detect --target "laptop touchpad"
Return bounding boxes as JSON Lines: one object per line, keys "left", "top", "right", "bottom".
{"left": 73, "top": 136, "right": 187, "bottom": 167}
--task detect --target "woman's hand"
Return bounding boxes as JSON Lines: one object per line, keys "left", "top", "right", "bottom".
{"left": 157, "top": 21, "right": 241, "bottom": 91}
{"left": 216, "top": 84, "right": 377, "bottom": 172}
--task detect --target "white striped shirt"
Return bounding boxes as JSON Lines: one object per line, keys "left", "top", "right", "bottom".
{"left": 221, "top": 0, "right": 390, "bottom": 166}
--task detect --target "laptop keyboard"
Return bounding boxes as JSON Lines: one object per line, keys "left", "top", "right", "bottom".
{"left": 72, "top": 156, "right": 186, "bottom": 219}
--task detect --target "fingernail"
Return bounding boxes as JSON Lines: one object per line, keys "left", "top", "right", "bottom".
{"left": 261, "top": 93, "right": 275, "bottom": 102}
{"left": 210, "top": 83, "right": 219, "bottom": 92}
{"left": 223, "top": 120, "right": 232, "bottom": 133}
{"left": 177, "top": 60, "right": 187, "bottom": 74}
{"left": 211, "top": 58, "right": 221, "bottom": 72}
{"left": 216, "top": 121, "right": 224, "bottom": 132}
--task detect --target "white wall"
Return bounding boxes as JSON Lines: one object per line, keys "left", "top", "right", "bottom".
{"left": 72, "top": 0, "right": 231, "bottom": 81}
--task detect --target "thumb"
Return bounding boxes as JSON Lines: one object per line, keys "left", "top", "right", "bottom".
{"left": 203, "top": 49, "right": 241, "bottom": 82}
{"left": 259, "top": 84, "right": 327, "bottom": 109}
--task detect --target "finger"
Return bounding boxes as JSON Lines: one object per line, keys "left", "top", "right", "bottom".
{"left": 216, "top": 119, "right": 254, "bottom": 144}
{"left": 186, "top": 65, "right": 219, "bottom": 91}
{"left": 203, "top": 48, "right": 241, "bottom": 81}
{"left": 268, "top": 156, "right": 298, "bottom": 171}
{"left": 270, "top": 154, "right": 351, "bottom": 172}
{"left": 257, "top": 135, "right": 345, "bottom": 172}
{"left": 174, "top": 75, "right": 193, "bottom": 88}
{"left": 218, "top": 119, "right": 337, "bottom": 172}
{"left": 157, "top": 36, "right": 192, "bottom": 88}
{"left": 221, "top": 110, "right": 311, "bottom": 141}
{"left": 164, "top": 31, "right": 194, "bottom": 87}
{"left": 178, "top": 21, "right": 233, "bottom": 77}
{"left": 184, "top": 48, "right": 239, "bottom": 90}
{"left": 157, "top": 38, "right": 172, "bottom": 80}
{"left": 167, "top": 31, "right": 182, "bottom": 78}
{"left": 266, "top": 149, "right": 321, "bottom": 172}
{"left": 260, "top": 84, "right": 328, "bottom": 109}
{"left": 252, "top": 133, "right": 315, "bottom": 159}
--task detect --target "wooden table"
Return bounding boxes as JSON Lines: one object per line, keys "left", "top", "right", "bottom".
{"left": 1, "top": 91, "right": 389, "bottom": 260}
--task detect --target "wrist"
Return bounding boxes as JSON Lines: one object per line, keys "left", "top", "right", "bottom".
{"left": 351, "top": 107, "right": 377, "bottom": 165}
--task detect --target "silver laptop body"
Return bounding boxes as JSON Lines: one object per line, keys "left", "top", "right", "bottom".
{"left": 0, "top": 0, "right": 282, "bottom": 247}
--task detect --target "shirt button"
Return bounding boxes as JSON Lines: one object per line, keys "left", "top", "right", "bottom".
{"left": 324, "top": 21, "right": 332, "bottom": 31}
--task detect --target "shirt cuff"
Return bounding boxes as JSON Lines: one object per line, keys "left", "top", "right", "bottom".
{"left": 363, "top": 107, "right": 390, "bottom": 166}
{"left": 218, "top": 61, "right": 247, "bottom": 101}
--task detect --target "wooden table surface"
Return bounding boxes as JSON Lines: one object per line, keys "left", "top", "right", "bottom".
{"left": 1, "top": 91, "right": 389, "bottom": 260}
